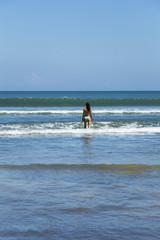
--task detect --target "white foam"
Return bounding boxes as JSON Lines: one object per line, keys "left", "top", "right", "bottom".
{"left": 0, "top": 122, "right": 160, "bottom": 137}
{"left": 1, "top": 108, "right": 160, "bottom": 115}
{"left": 0, "top": 110, "right": 82, "bottom": 115}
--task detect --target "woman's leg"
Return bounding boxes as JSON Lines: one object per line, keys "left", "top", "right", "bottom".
{"left": 88, "top": 119, "right": 91, "bottom": 128}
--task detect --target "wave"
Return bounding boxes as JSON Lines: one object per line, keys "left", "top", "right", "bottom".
{"left": 1, "top": 98, "right": 160, "bottom": 107}
{"left": 1, "top": 163, "right": 160, "bottom": 173}
{"left": 0, "top": 122, "right": 160, "bottom": 136}
{"left": 1, "top": 108, "right": 160, "bottom": 115}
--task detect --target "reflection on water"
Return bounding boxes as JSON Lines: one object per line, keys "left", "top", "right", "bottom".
{"left": 81, "top": 134, "right": 95, "bottom": 163}
{"left": 82, "top": 134, "right": 93, "bottom": 145}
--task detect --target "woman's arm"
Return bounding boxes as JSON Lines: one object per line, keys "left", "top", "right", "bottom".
{"left": 82, "top": 109, "right": 85, "bottom": 122}
{"left": 90, "top": 109, "right": 93, "bottom": 121}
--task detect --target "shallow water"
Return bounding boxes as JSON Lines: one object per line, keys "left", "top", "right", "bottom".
{"left": 0, "top": 92, "right": 160, "bottom": 240}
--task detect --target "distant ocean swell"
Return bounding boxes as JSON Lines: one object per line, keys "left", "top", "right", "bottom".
{"left": 1, "top": 98, "right": 160, "bottom": 107}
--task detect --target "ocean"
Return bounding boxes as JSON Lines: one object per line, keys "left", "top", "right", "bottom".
{"left": 0, "top": 91, "right": 160, "bottom": 240}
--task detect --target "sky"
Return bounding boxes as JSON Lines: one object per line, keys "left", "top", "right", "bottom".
{"left": 0, "top": 0, "right": 160, "bottom": 91}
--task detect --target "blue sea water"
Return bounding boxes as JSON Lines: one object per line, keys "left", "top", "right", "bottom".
{"left": 0, "top": 91, "right": 160, "bottom": 240}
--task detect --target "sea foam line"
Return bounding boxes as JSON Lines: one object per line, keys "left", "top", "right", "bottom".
{"left": 0, "top": 123, "right": 160, "bottom": 136}
{"left": 1, "top": 108, "right": 160, "bottom": 115}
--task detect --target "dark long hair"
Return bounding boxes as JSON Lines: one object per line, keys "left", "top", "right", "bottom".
{"left": 86, "top": 102, "right": 91, "bottom": 111}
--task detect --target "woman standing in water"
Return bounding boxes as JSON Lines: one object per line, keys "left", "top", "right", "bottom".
{"left": 82, "top": 102, "right": 93, "bottom": 128}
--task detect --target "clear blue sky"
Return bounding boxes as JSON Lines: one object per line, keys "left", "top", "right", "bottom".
{"left": 0, "top": 0, "right": 160, "bottom": 91}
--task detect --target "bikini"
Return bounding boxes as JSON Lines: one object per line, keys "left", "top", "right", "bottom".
{"left": 84, "top": 116, "right": 90, "bottom": 120}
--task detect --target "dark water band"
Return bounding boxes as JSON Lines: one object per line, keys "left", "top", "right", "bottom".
{"left": 1, "top": 98, "right": 160, "bottom": 107}
{"left": 1, "top": 163, "right": 160, "bottom": 174}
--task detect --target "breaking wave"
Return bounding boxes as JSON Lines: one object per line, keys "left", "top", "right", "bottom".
{"left": 0, "top": 122, "right": 160, "bottom": 136}
{"left": 1, "top": 108, "right": 160, "bottom": 115}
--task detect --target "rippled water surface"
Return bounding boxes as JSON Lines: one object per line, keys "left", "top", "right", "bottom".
{"left": 0, "top": 91, "right": 160, "bottom": 240}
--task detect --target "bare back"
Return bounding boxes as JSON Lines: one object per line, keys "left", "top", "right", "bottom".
{"left": 83, "top": 108, "right": 91, "bottom": 117}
